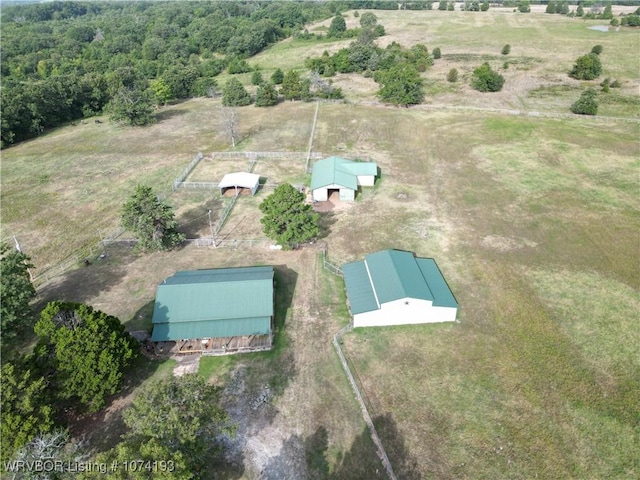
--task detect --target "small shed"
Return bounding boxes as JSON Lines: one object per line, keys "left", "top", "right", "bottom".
{"left": 342, "top": 250, "right": 458, "bottom": 328}
{"left": 218, "top": 172, "right": 260, "bottom": 196}
{"left": 311, "top": 156, "right": 377, "bottom": 202}
{"left": 151, "top": 266, "right": 274, "bottom": 354}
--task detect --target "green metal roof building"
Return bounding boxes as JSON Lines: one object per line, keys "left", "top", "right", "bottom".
{"left": 311, "top": 156, "right": 378, "bottom": 202}
{"left": 342, "top": 250, "right": 457, "bottom": 327}
{"left": 151, "top": 266, "right": 274, "bottom": 345}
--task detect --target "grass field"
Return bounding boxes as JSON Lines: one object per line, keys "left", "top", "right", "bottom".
{"left": 2, "top": 8, "right": 639, "bottom": 480}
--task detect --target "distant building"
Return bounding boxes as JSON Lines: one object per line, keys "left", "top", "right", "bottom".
{"left": 342, "top": 250, "right": 458, "bottom": 327}
{"left": 151, "top": 266, "right": 274, "bottom": 355}
{"left": 310, "top": 156, "right": 377, "bottom": 202}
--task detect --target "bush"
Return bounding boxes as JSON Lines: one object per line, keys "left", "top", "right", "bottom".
{"left": 227, "top": 58, "right": 252, "bottom": 74}
{"left": 271, "top": 68, "right": 284, "bottom": 85}
{"left": 255, "top": 82, "right": 278, "bottom": 107}
{"left": 471, "top": 63, "right": 505, "bottom": 92}
{"left": 591, "top": 45, "right": 603, "bottom": 55}
{"left": 610, "top": 79, "right": 622, "bottom": 88}
{"left": 222, "top": 78, "right": 252, "bottom": 106}
{"left": 502, "top": 44, "right": 511, "bottom": 55}
{"left": 569, "top": 53, "right": 602, "bottom": 80}
{"left": 447, "top": 68, "right": 458, "bottom": 83}
{"left": 251, "top": 71, "right": 264, "bottom": 86}
{"left": 571, "top": 88, "right": 598, "bottom": 115}
{"left": 432, "top": 47, "right": 441, "bottom": 59}
{"left": 610, "top": 18, "right": 619, "bottom": 26}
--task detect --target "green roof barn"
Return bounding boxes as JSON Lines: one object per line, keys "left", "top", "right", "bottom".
{"left": 311, "top": 156, "right": 377, "bottom": 202}
{"left": 151, "top": 266, "right": 274, "bottom": 354}
{"left": 342, "top": 250, "right": 457, "bottom": 327}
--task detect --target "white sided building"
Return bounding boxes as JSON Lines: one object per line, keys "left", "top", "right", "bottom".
{"left": 342, "top": 249, "right": 458, "bottom": 328}
{"left": 310, "top": 156, "right": 377, "bottom": 202}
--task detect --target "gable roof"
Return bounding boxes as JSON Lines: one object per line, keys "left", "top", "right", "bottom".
{"left": 342, "top": 250, "right": 457, "bottom": 314}
{"left": 151, "top": 266, "right": 274, "bottom": 341}
{"left": 310, "top": 156, "right": 377, "bottom": 190}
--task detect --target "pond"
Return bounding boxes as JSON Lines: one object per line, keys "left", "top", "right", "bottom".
{"left": 588, "top": 25, "right": 617, "bottom": 32}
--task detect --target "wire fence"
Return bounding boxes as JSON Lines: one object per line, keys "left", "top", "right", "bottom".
{"left": 211, "top": 151, "right": 324, "bottom": 159}
{"left": 173, "top": 181, "right": 219, "bottom": 190}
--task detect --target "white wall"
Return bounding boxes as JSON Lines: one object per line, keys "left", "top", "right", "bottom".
{"left": 353, "top": 297, "right": 457, "bottom": 328}
{"left": 356, "top": 175, "right": 375, "bottom": 187}
{"left": 313, "top": 184, "right": 354, "bottom": 202}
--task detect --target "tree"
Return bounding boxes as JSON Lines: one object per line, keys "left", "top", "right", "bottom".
{"left": 0, "top": 242, "right": 36, "bottom": 341}
{"left": 221, "top": 107, "right": 239, "bottom": 147}
{"left": 516, "top": 0, "right": 531, "bottom": 12}
{"left": 569, "top": 53, "right": 602, "bottom": 80}
{"left": 122, "top": 375, "right": 232, "bottom": 473}
{"left": 438, "top": 0, "right": 447, "bottom": 10}
{"left": 359, "top": 12, "right": 378, "bottom": 28}
{"left": 222, "top": 77, "right": 251, "bottom": 106}
{"left": 432, "top": 47, "right": 441, "bottom": 59}
{"left": 271, "top": 68, "right": 284, "bottom": 85}
{"left": 576, "top": 4, "right": 584, "bottom": 16}
{"left": 327, "top": 14, "right": 347, "bottom": 38}
{"left": 1, "top": 359, "right": 55, "bottom": 461}
{"left": 447, "top": 68, "right": 459, "bottom": 83}
{"left": 255, "top": 82, "right": 278, "bottom": 107}
{"left": 34, "top": 301, "right": 138, "bottom": 412}
{"left": 481, "top": 0, "right": 490, "bottom": 11}
{"left": 546, "top": 1, "right": 556, "bottom": 13}
{"left": 259, "top": 184, "right": 319, "bottom": 249}
{"left": 471, "top": 63, "right": 505, "bottom": 92}
{"left": 251, "top": 70, "right": 264, "bottom": 86}
{"left": 87, "top": 439, "right": 193, "bottom": 480}
{"left": 150, "top": 78, "right": 172, "bottom": 105}
{"left": 374, "top": 62, "right": 424, "bottom": 106}
{"left": 571, "top": 88, "right": 598, "bottom": 115}
{"left": 121, "top": 185, "right": 185, "bottom": 251}
{"left": 281, "top": 70, "right": 305, "bottom": 100}
{"left": 107, "top": 87, "right": 156, "bottom": 126}
{"left": 591, "top": 44, "right": 603, "bottom": 55}
{"left": 502, "top": 44, "right": 511, "bottom": 55}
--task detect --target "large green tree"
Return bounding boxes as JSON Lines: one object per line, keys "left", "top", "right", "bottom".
{"left": 571, "top": 88, "right": 598, "bottom": 115}
{"left": 259, "top": 184, "right": 319, "bottom": 249}
{"left": 374, "top": 62, "right": 424, "bottom": 106}
{"left": 107, "top": 87, "right": 156, "bottom": 126}
{"left": 255, "top": 82, "right": 278, "bottom": 107}
{"left": 222, "top": 77, "right": 252, "bottom": 106}
{"left": 0, "top": 358, "right": 55, "bottom": 461}
{"left": 327, "top": 14, "right": 347, "bottom": 38}
{"left": 34, "top": 301, "right": 138, "bottom": 412}
{"left": 0, "top": 242, "right": 36, "bottom": 341}
{"left": 121, "top": 185, "right": 185, "bottom": 251}
{"left": 471, "top": 63, "right": 505, "bottom": 92}
{"left": 122, "top": 375, "right": 232, "bottom": 474}
{"left": 281, "top": 70, "right": 311, "bottom": 101}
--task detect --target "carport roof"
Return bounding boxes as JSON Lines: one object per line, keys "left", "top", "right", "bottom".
{"left": 219, "top": 172, "right": 260, "bottom": 191}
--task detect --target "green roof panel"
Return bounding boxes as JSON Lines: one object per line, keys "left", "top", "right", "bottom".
{"left": 151, "top": 316, "right": 271, "bottom": 342}
{"left": 342, "top": 261, "right": 379, "bottom": 314}
{"left": 310, "top": 156, "right": 377, "bottom": 190}
{"left": 365, "top": 250, "right": 433, "bottom": 304}
{"left": 416, "top": 258, "right": 458, "bottom": 308}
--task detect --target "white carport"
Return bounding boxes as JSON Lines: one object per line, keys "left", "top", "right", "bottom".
{"left": 218, "top": 172, "right": 260, "bottom": 196}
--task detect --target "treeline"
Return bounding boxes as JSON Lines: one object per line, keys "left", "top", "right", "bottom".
{"left": 0, "top": 1, "right": 345, "bottom": 146}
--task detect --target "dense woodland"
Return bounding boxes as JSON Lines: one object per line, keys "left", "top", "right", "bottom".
{"left": 0, "top": 0, "right": 421, "bottom": 147}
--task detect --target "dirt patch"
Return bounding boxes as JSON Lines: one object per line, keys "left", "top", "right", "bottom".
{"left": 172, "top": 354, "right": 201, "bottom": 376}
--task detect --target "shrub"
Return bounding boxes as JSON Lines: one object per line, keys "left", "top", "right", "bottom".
{"left": 447, "top": 68, "right": 459, "bottom": 83}
{"left": 610, "top": 18, "right": 619, "bottom": 26}
{"left": 610, "top": 79, "right": 622, "bottom": 88}
{"left": 222, "top": 78, "right": 252, "bottom": 106}
{"left": 433, "top": 47, "right": 441, "bottom": 59}
{"left": 591, "top": 45, "right": 603, "bottom": 55}
{"left": 571, "top": 88, "right": 598, "bottom": 115}
{"left": 251, "top": 71, "right": 264, "bottom": 86}
{"left": 569, "top": 53, "right": 602, "bottom": 80}
{"left": 471, "top": 63, "right": 505, "bottom": 92}
{"left": 502, "top": 44, "right": 511, "bottom": 55}
{"left": 271, "top": 68, "right": 284, "bottom": 85}
{"left": 255, "top": 82, "right": 278, "bottom": 107}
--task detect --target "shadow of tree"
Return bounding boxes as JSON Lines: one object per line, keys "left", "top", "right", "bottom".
{"left": 317, "top": 211, "right": 338, "bottom": 240}
{"left": 154, "top": 108, "right": 189, "bottom": 122}
{"left": 372, "top": 413, "right": 422, "bottom": 480}
{"left": 177, "top": 197, "right": 224, "bottom": 238}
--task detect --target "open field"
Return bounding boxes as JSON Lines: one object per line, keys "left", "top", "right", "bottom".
{"left": 2, "top": 9, "right": 639, "bottom": 480}
{"left": 249, "top": 9, "right": 640, "bottom": 115}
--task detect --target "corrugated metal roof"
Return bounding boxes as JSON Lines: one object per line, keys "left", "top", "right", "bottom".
{"left": 342, "top": 250, "right": 457, "bottom": 313}
{"left": 366, "top": 250, "right": 433, "bottom": 304}
{"left": 151, "top": 267, "right": 274, "bottom": 341}
{"left": 416, "top": 258, "right": 458, "bottom": 308}
{"left": 218, "top": 172, "right": 260, "bottom": 190}
{"left": 151, "top": 316, "right": 271, "bottom": 342}
{"left": 342, "top": 261, "right": 379, "bottom": 314}
{"left": 310, "top": 156, "right": 377, "bottom": 190}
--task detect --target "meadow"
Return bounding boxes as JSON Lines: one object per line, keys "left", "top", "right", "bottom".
{"left": 1, "top": 8, "right": 638, "bottom": 479}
